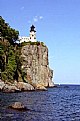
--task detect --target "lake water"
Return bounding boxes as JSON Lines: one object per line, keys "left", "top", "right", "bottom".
{"left": 0, "top": 85, "right": 80, "bottom": 121}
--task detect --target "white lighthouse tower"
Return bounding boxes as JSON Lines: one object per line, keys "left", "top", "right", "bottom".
{"left": 29, "top": 25, "right": 36, "bottom": 42}
{"left": 19, "top": 25, "right": 37, "bottom": 43}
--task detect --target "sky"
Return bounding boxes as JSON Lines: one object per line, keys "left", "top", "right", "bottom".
{"left": 0, "top": 0, "right": 80, "bottom": 84}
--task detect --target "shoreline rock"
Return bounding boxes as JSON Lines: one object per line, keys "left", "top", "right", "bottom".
{"left": 0, "top": 80, "right": 55, "bottom": 93}
{"left": 8, "top": 102, "right": 28, "bottom": 111}
{"left": 17, "top": 82, "right": 34, "bottom": 91}
{"left": 2, "top": 85, "right": 19, "bottom": 93}
{"left": 0, "top": 80, "right": 5, "bottom": 91}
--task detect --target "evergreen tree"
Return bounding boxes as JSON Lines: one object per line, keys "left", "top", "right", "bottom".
{"left": 0, "top": 16, "right": 20, "bottom": 83}
{"left": 0, "top": 16, "right": 19, "bottom": 44}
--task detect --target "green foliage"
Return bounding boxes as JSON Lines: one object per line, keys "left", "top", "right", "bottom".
{"left": 0, "top": 42, "right": 6, "bottom": 71}
{"left": 8, "top": 47, "right": 17, "bottom": 71}
{"left": 0, "top": 43, "right": 22, "bottom": 82}
{"left": 21, "top": 41, "right": 45, "bottom": 47}
{"left": 0, "top": 16, "right": 19, "bottom": 44}
{"left": 1, "top": 46, "right": 17, "bottom": 82}
{"left": 0, "top": 16, "right": 20, "bottom": 83}
{"left": 1, "top": 71, "right": 7, "bottom": 81}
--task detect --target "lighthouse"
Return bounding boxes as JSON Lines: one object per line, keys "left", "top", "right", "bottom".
{"left": 19, "top": 25, "right": 37, "bottom": 43}
{"left": 29, "top": 25, "right": 36, "bottom": 42}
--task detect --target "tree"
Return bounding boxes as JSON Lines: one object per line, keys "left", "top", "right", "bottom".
{"left": 0, "top": 16, "right": 19, "bottom": 44}
{"left": 1, "top": 46, "right": 17, "bottom": 82}
{"left": 0, "top": 16, "right": 20, "bottom": 83}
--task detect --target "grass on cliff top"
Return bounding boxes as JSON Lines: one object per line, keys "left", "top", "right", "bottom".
{"left": 20, "top": 41, "right": 46, "bottom": 47}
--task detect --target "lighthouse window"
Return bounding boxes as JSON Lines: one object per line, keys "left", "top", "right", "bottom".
{"left": 32, "top": 35, "right": 34, "bottom": 36}
{"left": 30, "top": 37, "right": 31, "bottom": 39}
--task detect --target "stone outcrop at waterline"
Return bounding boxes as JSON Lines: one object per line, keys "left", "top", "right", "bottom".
{"left": 0, "top": 80, "right": 34, "bottom": 92}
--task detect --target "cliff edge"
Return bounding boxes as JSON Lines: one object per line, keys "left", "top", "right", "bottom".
{"left": 20, "top": 43, "right": 54, "bottom": 90}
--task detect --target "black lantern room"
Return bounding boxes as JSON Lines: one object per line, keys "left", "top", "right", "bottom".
{"left": 30, "top": 25, "right": 36, "bottom": 32}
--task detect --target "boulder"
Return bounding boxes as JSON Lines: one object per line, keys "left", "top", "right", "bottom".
{"left": 1, "top": 81, "right": 34, "bottom": 92}
{"left": 48, "top": 80, "right": 54, "bottom": 87}
{"left": 17, "top": 82, "right": 34, "bottom": 91}
{"left": 9, "top": 102, "right": 27, "bottom": 111}
{"left": 0, "top": 80, "right": 5, "bottom": 91}
{"left": 2, "top": 84, "right": 19, "bottom": 93}
{"left": 35, "top": 84, "right": 47, "bottom": 91}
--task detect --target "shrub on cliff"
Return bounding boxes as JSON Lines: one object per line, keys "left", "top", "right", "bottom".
{"left": 1, "top": 46, "right": 17, "bottom": 82}
{"left": 0, "top": 16, "right": 19, "bottom": 44}
{"left": 21, "top": 41, "right": 45, "bottom": 47}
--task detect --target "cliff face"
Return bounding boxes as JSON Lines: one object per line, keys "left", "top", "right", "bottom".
{"left": 21, "top": 44, "right": 54, "bottom": 89}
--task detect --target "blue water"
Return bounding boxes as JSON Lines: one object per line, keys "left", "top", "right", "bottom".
{"left": 0, "top": 85, "right": 80, "bottom": 121}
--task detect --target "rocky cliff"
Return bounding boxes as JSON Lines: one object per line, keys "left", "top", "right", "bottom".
{"left": 20, "top": 43, "right": 54, "bottom": 90}
{"left": 0, "top": 42, "right": 54, "bottom": 92}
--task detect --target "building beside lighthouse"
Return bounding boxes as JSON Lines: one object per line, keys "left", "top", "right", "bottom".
{"left": 19, "top": 25, "right": 37, "bottom": 43}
